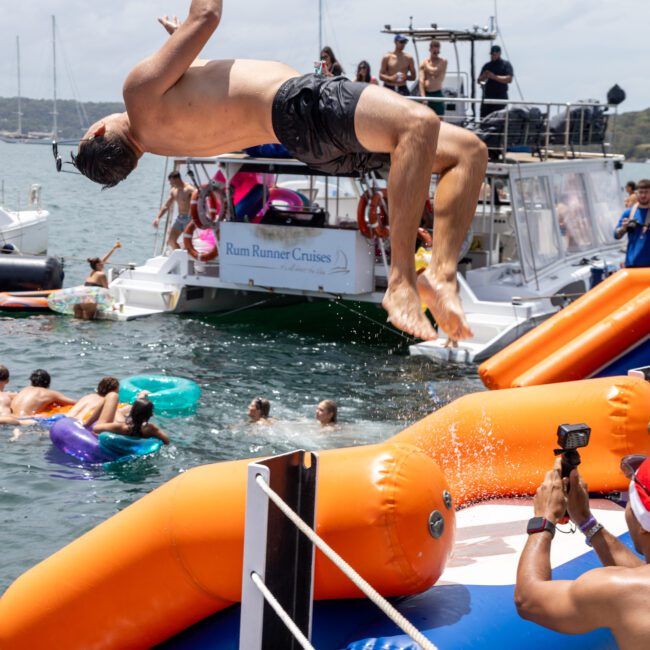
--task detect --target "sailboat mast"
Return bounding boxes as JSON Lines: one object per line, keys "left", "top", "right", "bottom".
{"left": 16, "top": 36, "right": 22, "bottom": 135}
{"left": 318, "top": 0, "right": 323, "bottom": 53}
{"left": 51, "top": 15, "right": 58, "bottom": 140}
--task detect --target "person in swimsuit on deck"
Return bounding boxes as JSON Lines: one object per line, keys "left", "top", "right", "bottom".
{"left": 152, "top": 170, "right": 195, "bottom": 251}
{"left": 69, "top": 0, "right": 488, "bottom": 342}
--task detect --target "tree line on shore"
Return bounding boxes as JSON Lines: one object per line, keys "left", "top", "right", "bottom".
{"left": 0, "top": 95, "right": 648, "bottom": 160}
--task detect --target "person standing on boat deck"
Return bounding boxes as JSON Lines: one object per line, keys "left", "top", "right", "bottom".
{"left": 419, "top": 40, "right": 447, "bottom": 116}
{"left": 152, "top": 170, "right": 195, "bottom": 251}
{"left": 70, "top": 0, "right": 488, "bottom": 342}
{"left": 319, "top": 46, "right": 344, "bottom": 78}
{"left": 478, "top": 45, "right": 513, "bottom": 119}
{"left": 515, "top": 455, "right": 650, "bottom": 649}
{"left": 614, "top": 178, "right": 650, "bottom": 268}
{"left": 624, "top": 180, "right": 637, "bottom": 208}
{"left": 355, "top": 61, "right": 378, "bottom": 85}
{"left": 379, "top": 34, "right": 415, "bottom": 96}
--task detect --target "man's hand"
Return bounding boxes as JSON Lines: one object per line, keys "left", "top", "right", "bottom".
{"left": 533, "top": 457, "right": 566, "bottom": 524}
{"left": 152, "top": 217, "right": 160, "bottom": 229}
{"left": 566, "top": 469, "right": 591, "bottom": 526}
{"left": 158, "top": 15, "right": 182, "bottom": 35}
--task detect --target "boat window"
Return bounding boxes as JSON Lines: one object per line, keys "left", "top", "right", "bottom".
{"left": 587, "top": 169, "right": 623, "bottom": 245}
{"left": 512, "top": 176, "right": 562, "bottom": 280}
{"left": 551, "top": 173, "right": 596, "bottom": 254}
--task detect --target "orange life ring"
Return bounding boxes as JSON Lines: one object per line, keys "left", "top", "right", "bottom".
{"left": 190, "top": 183, "right": 227, "bottom": 229}
{"left": 182, "top": 221, "right": 219, "bottom": 262}
{"left": 357, "top": 189, "right": 389, "bottom": 239}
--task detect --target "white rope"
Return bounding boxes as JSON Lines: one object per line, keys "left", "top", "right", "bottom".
{"left": 249, "top": 571, "right": 316, "bottom": 650}
{"left": 254, "top": 475, "right": 439, "bottom": 650}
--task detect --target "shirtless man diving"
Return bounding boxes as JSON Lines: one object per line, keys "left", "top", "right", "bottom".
{"left": 71, "top": 0, "right": 488, "bottom": 341}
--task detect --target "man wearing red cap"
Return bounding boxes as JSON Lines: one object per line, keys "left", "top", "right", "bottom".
{"left": 515, "top": 455, "right": 650, "bottom": 647}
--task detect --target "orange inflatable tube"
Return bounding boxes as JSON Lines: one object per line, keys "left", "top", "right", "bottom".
{"left": 479, "top": 268, "right": 650, "bottom": 389}
{"left": 0, "top": 442, "right": 454, "bottom": 650}
{"left": 1, "top": 376, "right": 650, "bottom": 649}
{"left": 394, "top": 375, "right": 650, "bottom": 504}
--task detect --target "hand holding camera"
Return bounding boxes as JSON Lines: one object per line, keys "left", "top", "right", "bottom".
{"left": 553, "top": 423, "right": 591, "bottom": 523}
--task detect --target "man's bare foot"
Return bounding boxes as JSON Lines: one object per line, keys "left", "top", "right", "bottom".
{"left": 382, "top": 282, "right": 438, "bottom": 340}
{"left": 417, "top": 272, "right": 473, "bottom": 340}
{"left": 10, "top": 427, "right": 22, "bottom": 442}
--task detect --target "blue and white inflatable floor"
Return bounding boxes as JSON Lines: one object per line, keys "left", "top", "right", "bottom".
{"left": 160, "top": 498, "right": 627, "bottom": 649}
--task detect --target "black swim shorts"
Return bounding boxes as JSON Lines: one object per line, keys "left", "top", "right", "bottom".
{"left": 271, "top": 74, "right": 390, "bottom": 176}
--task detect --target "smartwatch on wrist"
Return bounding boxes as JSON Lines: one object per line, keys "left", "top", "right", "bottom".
{"left": 527, "top": 517, "right": 556, "bottom": 538}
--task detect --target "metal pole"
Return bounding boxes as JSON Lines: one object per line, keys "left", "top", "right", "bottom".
{"left": 51, "top": 16, "right": 58, "bottom": 140}
{"left": 318, "top": 0, "right": 323, "bottom": 53}
{"left": 16, "top": 37, "right": 22, "bottom": 135}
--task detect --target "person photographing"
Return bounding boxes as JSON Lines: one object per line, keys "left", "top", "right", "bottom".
{"left": 515, "top": 453, "right": 650, "bottom": 648}
{"left": 614, "top": 178, "right": 650, "bottom": 268}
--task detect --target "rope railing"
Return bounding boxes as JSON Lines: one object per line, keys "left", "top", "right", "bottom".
{"left": 249, "top": 572, "right": 315, "bottom": 650}
{"left": 253, "top": 473, "right": 439, "bottom": 650}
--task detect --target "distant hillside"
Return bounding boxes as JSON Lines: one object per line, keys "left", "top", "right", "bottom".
{"left": 611, "top": 107, "right": 650, "bottom": 161}
{"left": 0, "top": 96, "right": 124, "bottom": 140}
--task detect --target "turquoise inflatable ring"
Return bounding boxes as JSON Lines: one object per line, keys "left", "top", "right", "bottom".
{"left": 119, "top": 375, "right": 201, "bottom": 414}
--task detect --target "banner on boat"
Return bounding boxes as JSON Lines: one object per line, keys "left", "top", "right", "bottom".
{"left": 219, "top": 223, "right": 375, "bottom": 293}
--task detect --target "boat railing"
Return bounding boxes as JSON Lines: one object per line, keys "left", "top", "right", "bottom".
{"left": 408, "top": 96, "right": 616, "bottom": 161}
{"left": 239, "top": 451, "right": 438, "bottom": 650}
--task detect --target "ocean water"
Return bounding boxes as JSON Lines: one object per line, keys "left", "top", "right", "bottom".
{"left": 0, "top": 141, "right": 483, "bottom": 590}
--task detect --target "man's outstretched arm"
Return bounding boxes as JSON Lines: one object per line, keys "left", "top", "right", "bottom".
{"left": 124, "top": 0, "right": 222, "bottom": 104}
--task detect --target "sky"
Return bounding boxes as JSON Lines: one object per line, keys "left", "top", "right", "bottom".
{"left": 0, "top": 0, "right": 647, "bottom": 114}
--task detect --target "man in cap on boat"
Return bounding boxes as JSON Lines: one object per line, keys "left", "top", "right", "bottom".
{"left": 379, "top": 34, "right": 416, "bottom": 96}
{"left": 515, "top": 455, "right": 650, "bottom": 648}
{"left": 70, "top": 0, "right": 488, "bottom": 342}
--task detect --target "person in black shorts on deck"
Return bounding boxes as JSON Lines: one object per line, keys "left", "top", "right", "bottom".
{"left": 478, "top": 45, "right": 514, "bottom": 119}
{"left": 69, "top": 0, "right": 488, "bottom": 342}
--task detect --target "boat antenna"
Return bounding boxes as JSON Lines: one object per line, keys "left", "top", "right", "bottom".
{"left": 51, "top": 15, "right": 58, "bottom": 141}
{"left": 318, "top": 0, "right": 323, "bottom": 53}
{"left": 16, "top": 37, "right": 23, "bottom": 136}
{"left": 492, "top": 0, "right": 525, "bottom": 101}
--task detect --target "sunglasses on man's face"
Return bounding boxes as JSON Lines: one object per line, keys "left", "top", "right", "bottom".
{"left": 53, "top": 124, "right": 106, "bottom": 174}
{"left": 621, "top": 454, "right": 650, "bottom": 497}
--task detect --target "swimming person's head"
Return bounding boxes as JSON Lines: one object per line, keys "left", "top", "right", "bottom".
{"left": 30, "top": 369, "right": 51, "bottom": 388}
{"left": 0, "top": 365, "right": 9, "bottom": 384}
{"left": 72, "top": 116, "right": 141, "bottom": 189}
{"left": 248, "top": 397, "right": 270, "bottom": 422}
{"left": 316, "top": 399, "right": 337, "bottom": 426}
{"left": 97, "top": 376, "right": 119, "bottom": 397}
{"left": 129, "top": 397, "right": 155, "bottom": 436}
